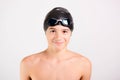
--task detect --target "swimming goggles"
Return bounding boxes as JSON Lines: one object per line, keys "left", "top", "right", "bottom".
{"left": 47, "top": 18, "right": 70, "bottom": 26}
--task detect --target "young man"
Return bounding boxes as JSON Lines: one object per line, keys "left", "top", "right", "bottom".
{"left": 20, "top": 7, "right": 92, "bottom": 80}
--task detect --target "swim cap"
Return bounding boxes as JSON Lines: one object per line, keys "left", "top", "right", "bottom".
{"left": 43, "top": 7, "right": 74, "bottom": 31}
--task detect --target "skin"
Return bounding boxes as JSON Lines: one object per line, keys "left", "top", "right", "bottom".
{"left": 20, "top": 25, "right": 92, "bottom": 80}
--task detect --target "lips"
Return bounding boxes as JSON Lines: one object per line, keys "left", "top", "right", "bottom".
{"left": 54, "top": 41, "right": 64, "bottom": 45}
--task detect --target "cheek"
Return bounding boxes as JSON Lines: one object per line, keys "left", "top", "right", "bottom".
{"left": 64, "top": 35, "right": 71, "bottom": 42}
{"left": 46, "top": 34, "right": 54, "bottom": 42}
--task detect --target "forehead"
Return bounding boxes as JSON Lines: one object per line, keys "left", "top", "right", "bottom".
{"left": 47, "top": 25, "right": 70, "bottom": 30}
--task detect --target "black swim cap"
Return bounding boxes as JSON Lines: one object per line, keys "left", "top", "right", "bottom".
{"left": 43, "top": 7, "right": 74, "bottom": 31}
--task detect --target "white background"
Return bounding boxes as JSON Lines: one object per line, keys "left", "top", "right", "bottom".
{"left": 0, "top": 0, "right": 120, "bottom": 80}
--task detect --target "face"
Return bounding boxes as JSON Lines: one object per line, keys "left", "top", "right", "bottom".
{"left": 45, "top": 25, "right": 72, "bottom": 50}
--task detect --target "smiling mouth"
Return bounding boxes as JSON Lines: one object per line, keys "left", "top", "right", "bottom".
{"left": 54, "top": 42, "right": 64, "bottom": 45}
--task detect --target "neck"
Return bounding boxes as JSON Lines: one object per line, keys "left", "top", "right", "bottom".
{"left": 45, "top": 47, "right": 68, "bottom": 59}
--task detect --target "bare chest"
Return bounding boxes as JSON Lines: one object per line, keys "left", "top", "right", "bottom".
{"left": 30, "top": 61, "right": 82, "bottom": 80}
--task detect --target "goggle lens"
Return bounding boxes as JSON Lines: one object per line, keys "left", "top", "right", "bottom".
{"left": 48, "top": 18, "right": 70, "bottom": 26}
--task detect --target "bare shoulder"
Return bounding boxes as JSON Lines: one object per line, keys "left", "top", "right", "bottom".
{"left": 20, "top": 51, "right": 44, "bottom": 66}
{"left": 70, "top": 51, "right": 92, "bottom": 68}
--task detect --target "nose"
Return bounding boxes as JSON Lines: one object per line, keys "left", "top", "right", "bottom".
{"left": 55, "top": 31, "right": 63, "bottom": 40}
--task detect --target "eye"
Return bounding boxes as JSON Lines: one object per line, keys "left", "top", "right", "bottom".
{"left": 50, "top": 29, "right": 56, "bottom": 33}
{"left": 63, "top": 30, "right": 68, "bottom": 34}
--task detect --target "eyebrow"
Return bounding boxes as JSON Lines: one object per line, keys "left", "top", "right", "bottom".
{"left": 48, "top": 27, "right": 70, "bottom": 31}
{"left": 48, "top": 27, "right": 56, "bottom": 30}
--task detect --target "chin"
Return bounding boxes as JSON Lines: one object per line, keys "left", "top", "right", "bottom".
{"left": 54, "top": 45, "right": 66, "bottom": 51}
